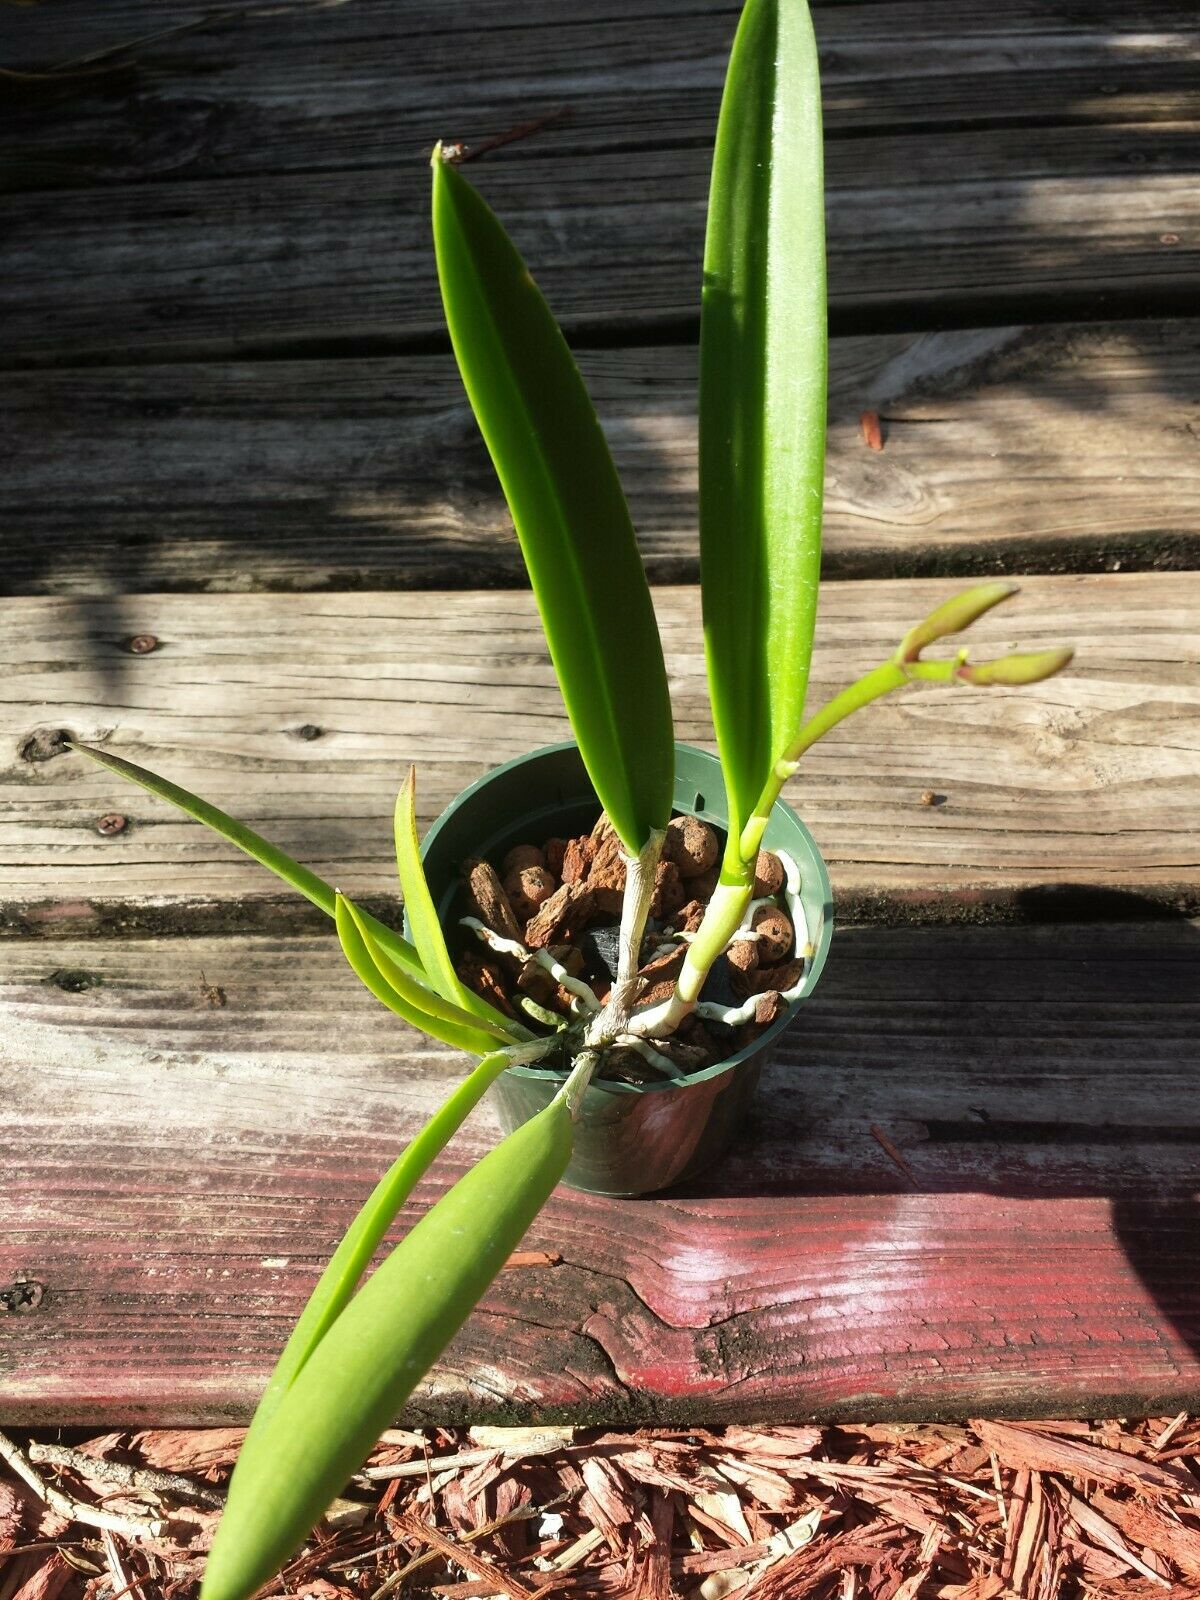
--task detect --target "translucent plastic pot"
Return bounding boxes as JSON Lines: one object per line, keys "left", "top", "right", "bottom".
{"left": 417, "top": 742, "right": 833, "bottom": 1196}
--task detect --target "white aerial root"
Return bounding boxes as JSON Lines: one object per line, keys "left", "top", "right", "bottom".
{"left": 460, "top": 916, "right": 602, "bottom": 1014}
{"left": 644, "top": 937, "right": 684, "bottom": 961}
{"left": 652, "top": 899, "right": 773, "bottom": 962}
{"left": 538, "top": 955, "right": 602, "bottom": 1014}
{"left": 694, "top": 851, "right": 814, "bottom": 1027}
{"left": 694, "top": 994, "right": 761, "bottom": 1027}
{"left": 777, "top": 851, "right": 813, "bottom": 961}
{"left": 653, "top": 911, "right": 770, "bottom": 963}
{"left": 459, "top": 916, "right": 526, "bottom": 961}
{"left": 737, "top": 894, "right": 777, "bottom": 934}
{"left": 612, "top": 1033, "right": 685, "bottom": 1081}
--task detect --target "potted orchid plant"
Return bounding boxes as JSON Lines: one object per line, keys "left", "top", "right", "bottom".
{"left": 76, "top": 0, "right": 1071, "bottom": 1593}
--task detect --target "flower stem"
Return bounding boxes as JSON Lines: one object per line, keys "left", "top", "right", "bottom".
{"left": 740, "top": 659, "right": 907, "bottom": 858}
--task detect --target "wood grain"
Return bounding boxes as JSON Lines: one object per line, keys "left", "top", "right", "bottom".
{"left": 6, "top": 0, "right": 1196, "bottom": 194}
{"left": 3, "top": 0, "right": 1199, "bottom": 1435}
{"left": 4, "top": 120, "right": 1199, "bottom": 366}
{"left": 6, "top": 323, "right": 1199, "bottom": 595}
{"left": 2, "top": 921, "right": 1196, "bottom": 1423}
{"left": 2, "top": 575, "right": 1196, "bottom": 933}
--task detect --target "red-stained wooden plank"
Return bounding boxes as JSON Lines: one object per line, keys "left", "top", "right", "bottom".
{"left": 2, "top": 922, "right": 1197, "bottom": 1424}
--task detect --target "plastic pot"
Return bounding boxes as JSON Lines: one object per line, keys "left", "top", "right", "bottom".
{"left": 417, "top": 742, "right": 833, "bottom": 1196}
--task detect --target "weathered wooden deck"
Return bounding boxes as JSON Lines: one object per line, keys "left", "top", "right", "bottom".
{"left": 2, "top": 0, "right": 1198, "bottom": 1425}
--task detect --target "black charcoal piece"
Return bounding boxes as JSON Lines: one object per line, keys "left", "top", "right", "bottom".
{"left": 579, "top": 923, "right": 621, "bottom": 983}
{"left": 701, "top": 953, "right": 739, "bottom": 1010}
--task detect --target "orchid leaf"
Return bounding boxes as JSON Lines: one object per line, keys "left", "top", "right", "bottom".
{"left": 432, "top": 151, "right": 673, "bottom": 854}
{"left": 700, "top": 0, "right": 827, "bottom": 846}
{"left": 394, "top": 766, "right": 519, "bottom": 1035}
{"left": 335, "top": 894, "right": 512, "bottom": 1054}
{"left": 201, "top": 1097, "right": 573, "bottom": 1600}
{"left": 238, "top": 1045, "right": 516, "bottom": 1447}
{"left": 75, "top": 742, "right": 426, "bottom": 983}
{"left": 353, "top": 898, "right": 518, "bottom": 1045}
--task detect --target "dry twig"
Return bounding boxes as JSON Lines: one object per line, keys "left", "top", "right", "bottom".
{"left": 0, "top": 1431, "right": 168, "bottom": 1541}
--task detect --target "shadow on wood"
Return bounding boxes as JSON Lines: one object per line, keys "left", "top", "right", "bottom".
{"left": 2, "top": 5, "right": 1200, "bottom": 594}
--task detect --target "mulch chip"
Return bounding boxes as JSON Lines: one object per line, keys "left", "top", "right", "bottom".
{"left": 2, "top": 1417, "right": 1198, "bottom": 1598}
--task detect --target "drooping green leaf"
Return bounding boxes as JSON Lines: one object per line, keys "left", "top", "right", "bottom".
{"left": 336, "top": 894, "right": 512, "bottom": 1054}
{"left": 236, "top": 1045, "right": 516, "bottom": 1454}
{"left": 699, "top": 0, "right": 827, "bottom": 846}
{"left": 75, "top": 742, "right": 426, "bottom": 982}
{"left": 200, "top": 1097, "right": 573, "bottom": 1600}
{"left": 432, "top": 152, "right": 673, "bottom": 854}
{"left": 353, "top": 899, "right": 520, "bottom": 1045}
{"left": 394, "top": 766, "right": 518, "bottom": 1035}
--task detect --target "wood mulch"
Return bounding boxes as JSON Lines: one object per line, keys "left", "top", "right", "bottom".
{"left": 2, "top": 1418, "right": 1199, "bottom": 1600}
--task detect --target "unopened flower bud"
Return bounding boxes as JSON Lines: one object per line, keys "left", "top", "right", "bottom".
{"left": 897, "top": 581, "right": 1017, "bottom": 664}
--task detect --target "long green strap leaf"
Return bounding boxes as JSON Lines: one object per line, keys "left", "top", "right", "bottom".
{"left": 75, "top": 742, "right": 427, "bottom": 982}
{"left": 235, "top": 1045, "right": 515, "bottom": 1454}
{"left": 201, "top": 1099, "right": 573, "bottom": 1600}
{"left": 336, "top": 895, "right": 512, "bottom": 1054}
{"left": 699, "top": 0, "right": 827, "bottom": 846}
{"left": 394, "top": 766, "right": 521, "bottom": 1036}
{"left": 432, "top": 152, "right": 674, "bottom": 855}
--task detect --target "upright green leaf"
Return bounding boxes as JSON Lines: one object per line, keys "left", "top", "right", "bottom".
{"left": 432, "top": 152, "right": 673, "bottom": 854}
{"left": 336, "top": 895, "right": 513, "bottom": 1054}
{"left": 394, "top": 767, "right": 462, "bottom": 1000}
{"left": 394, "top": 767, "right": 517, "bottom": 1035}
{"left": 75, "top": 742, "right": 426, "bottom": 982}
{"left": 699, "top": 0, "right": 827, "bottom": 844}
{"left": 201, "top": 1098, "right": 573, "bottom": 1600}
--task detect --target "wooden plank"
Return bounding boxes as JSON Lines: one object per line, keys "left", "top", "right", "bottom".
{"left": 6, "top": 0, "right": 1197, "bottom": 196}
{"left": 2, "top": 574, "right": 1196, "bottom": 932}
{"left": 2, "top": 921, "right": 1197, "bottom": 1423}
{"left": 4, "top": 323, "right": 1198, "bottom": 594}
{"left": 4, "top": 117, "right": 1198, "bottom": 365}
